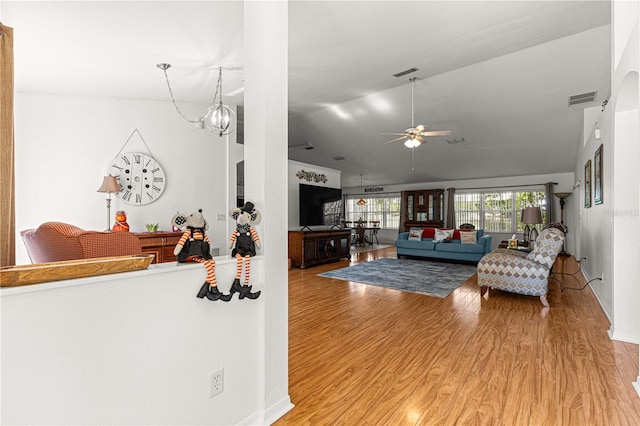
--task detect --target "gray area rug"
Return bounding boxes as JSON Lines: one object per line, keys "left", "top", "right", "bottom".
{"left": 318, "top": 258, "right": 477, "bottom": 298}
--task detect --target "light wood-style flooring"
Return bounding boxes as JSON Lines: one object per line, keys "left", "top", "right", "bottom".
{"left": 276, "top": 247, "right": 640, "bottom": 425}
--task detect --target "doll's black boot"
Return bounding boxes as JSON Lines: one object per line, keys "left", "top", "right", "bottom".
{"left": 229, "top": 278, "right": 243, "bottom": 297}
{"left": 239, "top": 284, "right": 261, "bottom": 300}
{"left": 206, "top": 286, "right": 232, "bottom": 302}
{"left": 196, "top": 282, "right": 210, "bottom": 298}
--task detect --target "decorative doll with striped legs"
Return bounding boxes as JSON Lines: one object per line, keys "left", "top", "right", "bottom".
{"left": 171, "top": 210, "right": 231, "bottom": 302}
{"left": 228, "top": 202, "right": 262, "bottom": 300}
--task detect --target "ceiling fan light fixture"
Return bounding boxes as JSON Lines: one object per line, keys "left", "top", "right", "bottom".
{"left": 404, "top": 138, "right": 421, "bottom": 148}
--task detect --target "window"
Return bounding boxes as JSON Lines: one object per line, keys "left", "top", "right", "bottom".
{"left": 454, "top": 190, "right": 546, "bottom": 232}
{"left": 345, "top": 195, "right": 401, "bottom": 229}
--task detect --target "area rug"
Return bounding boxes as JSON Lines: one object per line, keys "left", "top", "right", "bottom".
{"left": 318, "top": 258, "right": 477, "bottom": 298}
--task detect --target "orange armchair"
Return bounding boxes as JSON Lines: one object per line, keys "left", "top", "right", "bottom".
{"left": 21, "top": 222, "right": 142, "bottom": 264}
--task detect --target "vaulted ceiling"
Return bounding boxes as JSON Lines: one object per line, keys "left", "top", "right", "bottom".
{"left": 4, "top": 1, "right": 611, "bottom": 188}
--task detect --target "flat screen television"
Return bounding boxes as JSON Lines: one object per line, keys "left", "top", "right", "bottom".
{"left": 299, "top": 183, "right": 343, "bottom": 227}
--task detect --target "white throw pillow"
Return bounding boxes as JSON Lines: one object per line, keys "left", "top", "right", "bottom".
{"left": 434, "top": 229, "right": 454, "bottom": 243}
{"left": 408, "top": 228, "right": 423, "bottom": 241}
{"left": 460, "top": 230, "right": 477, "bottom": 244}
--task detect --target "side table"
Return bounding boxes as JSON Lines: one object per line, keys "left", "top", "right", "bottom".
{"left": 498, "top": 240, "right": 532, "bottom": 253}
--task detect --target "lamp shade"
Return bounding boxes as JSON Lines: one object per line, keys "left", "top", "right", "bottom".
{"left": 521, "top": 206, "right": 543, "bottom": 225}
{"left": 97, "top": 175, "right": 121, "bottom": 193}
{"left": 554, "top": 192, "right": 572, "bottom": 199}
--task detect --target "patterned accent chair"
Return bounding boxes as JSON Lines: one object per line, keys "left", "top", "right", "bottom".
{"left": 21, "top": 222, "right": 143, "bottom": 264}
{"left": 476, "top": 227, "right": 565, "bottom": 307}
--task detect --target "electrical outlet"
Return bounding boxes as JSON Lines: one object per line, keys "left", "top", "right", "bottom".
{"left": 209, "top": 369, "right": 224, "bottom": 398}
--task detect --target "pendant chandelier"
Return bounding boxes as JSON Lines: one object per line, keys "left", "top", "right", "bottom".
{"left": 357, "top": 174, "right": 367, "bottom": 205}
{"left": 157, "top": 63, "right": 236, "bottom": 137}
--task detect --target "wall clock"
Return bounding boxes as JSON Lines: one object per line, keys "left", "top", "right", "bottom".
{"left": 109, "top": 152, "right": 166, "bottom": 205}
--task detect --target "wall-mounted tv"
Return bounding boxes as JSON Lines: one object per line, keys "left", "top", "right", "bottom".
{"left": 299, "top": 183, "right": 342, "bottom": 227}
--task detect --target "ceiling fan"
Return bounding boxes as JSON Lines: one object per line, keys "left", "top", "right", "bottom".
{"left": 382, "top": 77, "right": 451, "bottom": 148}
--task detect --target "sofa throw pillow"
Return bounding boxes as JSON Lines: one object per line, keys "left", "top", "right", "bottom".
{"left": 422, "top": 227, "right": 436, "bottom": 239}
{"left": 433, "top": 228, "right": 454, "bottom": 243}
{"left": 460, "top": 230, "right": 477, "bottom": 244}
{"left": 408, "top": 228, "right": 423, "bottom": 241}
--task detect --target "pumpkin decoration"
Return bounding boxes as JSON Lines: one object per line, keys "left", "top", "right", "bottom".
{"left": 112, "top": 210, "right": 130, "bottom": 232}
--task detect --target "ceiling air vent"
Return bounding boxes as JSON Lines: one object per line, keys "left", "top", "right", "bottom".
{"left": 393, "top": 67, "right": 418, "bottom": 78}
{"left": 447, "top": 137, "right": 466, "bottom": 145}
{"left": 568, "top": 91, "right": 597, "bottom": 107}
{"left": 333, "top": 156, "right": 345, "bottom": 161}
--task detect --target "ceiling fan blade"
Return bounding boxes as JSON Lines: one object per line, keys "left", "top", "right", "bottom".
{"left": 415, "top": 136, "right": 425, "bottom": 145}
{"left": 419, "top": 130, "right": 452, "bottom": 137}
{"left": 384, "top": 136, "right": 409, "bottom": 144}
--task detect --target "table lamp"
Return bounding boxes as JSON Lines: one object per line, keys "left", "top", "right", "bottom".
{"left": 97, "top": 175, "right": 122, "bottom": 231}
{"left": 522, "top": 206, "right": 543, "bottom": 247}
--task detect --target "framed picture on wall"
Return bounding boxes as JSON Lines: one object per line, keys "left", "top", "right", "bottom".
{"left": 594, "top": 144, "right": 603, "bottom": 205}
{"left": 584, "top": 159, "right": 592, "bottom": 208}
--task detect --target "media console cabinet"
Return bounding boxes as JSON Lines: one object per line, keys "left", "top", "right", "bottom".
{"left": 288, "top": 229, "right": 352, "bottom": 269}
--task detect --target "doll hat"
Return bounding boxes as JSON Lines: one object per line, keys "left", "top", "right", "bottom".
{"left": 241, "top": 202, "right": 255, "bottom": 214}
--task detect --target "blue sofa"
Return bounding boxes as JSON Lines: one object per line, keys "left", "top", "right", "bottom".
{"left": 396, "top": 230, "right": 492, "bottom": 263}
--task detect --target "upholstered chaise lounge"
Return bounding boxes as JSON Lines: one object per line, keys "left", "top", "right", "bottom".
{"left": 476, "top": 227, "right": 565, "bottom": 307}
{"left": 21, "top": 222, "right": 143, "bottom": 264}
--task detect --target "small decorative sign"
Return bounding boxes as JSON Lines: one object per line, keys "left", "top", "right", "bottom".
{"left": 296, "top": 170, "right": 327, "bottom": 183}
{"left": 364, "top": 187, "right": 384, "bottom": 193}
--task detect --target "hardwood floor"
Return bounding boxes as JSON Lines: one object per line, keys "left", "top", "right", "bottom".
{"left": 276, "top": 247, "right": 640, "bottom": 425}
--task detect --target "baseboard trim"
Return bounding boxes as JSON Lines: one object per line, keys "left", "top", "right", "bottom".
{"left": 264, "top": 395, "right": 295, "bottom": 425}
{"left": 608, "top": 329, "right": 640, "bottom": 345}
{"left": 582, "top": 268, "right": 613, "bottom": 324}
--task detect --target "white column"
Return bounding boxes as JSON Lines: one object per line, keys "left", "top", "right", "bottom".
{"left": 244, "top": 1, "right": 293, "bottom": 423}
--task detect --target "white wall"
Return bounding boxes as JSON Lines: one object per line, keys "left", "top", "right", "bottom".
{"left": 1, "top": 259, "right": 267, "bottom": 425}
{"left": 577, "top": 102, "right": 615, "bottom": 325}
{"left": 244, "top": 1, "right": 292, "bottom": 422}
{"left": 10, "top": 20, "right": 294, "bottom": 419}
{"left": 14, "top": 93, "right": 231, "bottom": 265}
{"left": 578, "top": 0, "right": 639, "bottom": 345}
{"left": 287, "top": 159, "right": 342, "bottom": 229}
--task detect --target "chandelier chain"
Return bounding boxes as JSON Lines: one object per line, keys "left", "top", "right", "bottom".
{"left": 211, "top": 67, "right": 222, "bottom": 107}
{"left": 160, "top": 67, "right": 201, "bottom": 124}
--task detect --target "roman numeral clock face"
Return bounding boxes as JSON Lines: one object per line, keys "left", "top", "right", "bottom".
{"left": 110, "top": 152, "right": 166, "bottom": 205}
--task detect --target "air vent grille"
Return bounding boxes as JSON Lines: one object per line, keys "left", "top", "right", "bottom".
{"left": 393, "top": 67, "right": 419, "bottom": 78}
{"left": 568, "top": 91, "right": 597, "bottom": 106}
{"left": 447, "top": 137, "right": 466, "bottom": 145}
